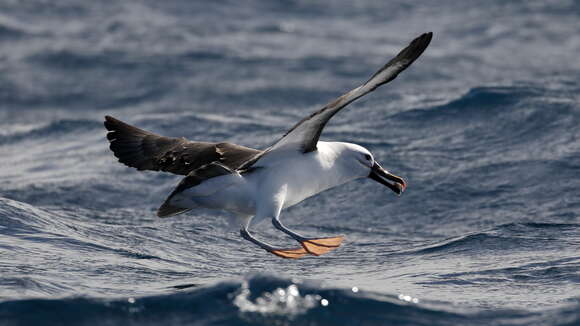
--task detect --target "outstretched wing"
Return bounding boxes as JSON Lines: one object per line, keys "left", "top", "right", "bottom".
{"left": 104, "top": 115, "right": 261, "bottom": 175}
{"left": 238, "top": 32, "right": 432, "bottom": 170}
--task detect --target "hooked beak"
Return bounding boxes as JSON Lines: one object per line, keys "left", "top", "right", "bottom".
{"left": 368, "top": 162, "right": 407, "bottom": 195}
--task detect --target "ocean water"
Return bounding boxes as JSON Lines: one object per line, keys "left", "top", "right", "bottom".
{"left": 1, "top": 0, "right": 580, "bottom": 325}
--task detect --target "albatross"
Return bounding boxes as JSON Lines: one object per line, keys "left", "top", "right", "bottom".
{"left": 104, "top": 32, "right": 432, "bottom": 259}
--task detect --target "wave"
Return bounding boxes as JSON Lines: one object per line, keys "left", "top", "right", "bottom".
{"left": 408, "top": 222, "right": 580, "bottom": 256}
{"left": 0, "top": 23, "right": 27, "bottom": 40}
{"left": 0, "top": 15, "right": 45, "bottom": 41}
{"left": 28, "top": 49, "right": 141, "bottom": 72}
{"left": 408, "top": 233, "right": 538, "bottom": 256}
{"left": 0, "top": 274, "right": 578, "bottom": 326}
{"left": 1, "top": 1, "right": 579, "bottom": 323}
{"left": 390, "top": 85, "right": 568, "bottom": 126}
{"left": 0, "top": 119, "right": 102, "bottom": 145}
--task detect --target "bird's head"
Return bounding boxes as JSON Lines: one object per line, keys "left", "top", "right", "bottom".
{"left": 336, "top": 143, "right": 406, "bottom": 195}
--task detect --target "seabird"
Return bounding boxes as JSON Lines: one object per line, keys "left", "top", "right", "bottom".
{"left": 104, "top": 32, "right": 432, "bottom": 259}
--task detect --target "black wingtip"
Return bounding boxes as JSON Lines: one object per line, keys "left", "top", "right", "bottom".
{"left": 403, "top": 31, "right": 433, "bottom": 63}
{"left": 407, "top": 31, "right": 432, "bottom": 61}
{"left": 414, "top": 32, "right": 433, "bottom": 52}
{"left": 103, "top": 115, "right": 121, "bottom": 131}
{"left": 366, "top": 31, "right": 433, "bottom": 88}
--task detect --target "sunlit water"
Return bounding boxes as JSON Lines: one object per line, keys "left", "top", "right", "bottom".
{"left": 1, "top": 1, "right": 580, "bottom": 325}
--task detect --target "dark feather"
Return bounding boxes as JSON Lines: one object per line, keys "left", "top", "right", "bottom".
{"left": 104, "top": 115, "right": 262, "bottom": 176}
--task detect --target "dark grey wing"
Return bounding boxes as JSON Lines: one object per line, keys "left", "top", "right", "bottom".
{"left": 238, "top": 32, "right": 432, "bottom": 170}
{"left": 104, "top": 115, "right": 261, "bottom": 175}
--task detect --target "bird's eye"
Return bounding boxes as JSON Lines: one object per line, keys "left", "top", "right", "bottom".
{"left": 364, "top": 154, "right": 372, "bottom": 161}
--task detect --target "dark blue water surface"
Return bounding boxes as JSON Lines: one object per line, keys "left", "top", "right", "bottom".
{"left": 1, "top": 1, "right": 580, "bottom": 325}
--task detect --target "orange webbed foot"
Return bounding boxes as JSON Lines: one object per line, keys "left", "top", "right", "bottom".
{"left": 269, "top": 247, "right": 309, "bottom": 259}
{"left": 301, "top": 235, "right": 344, "bottom": 256}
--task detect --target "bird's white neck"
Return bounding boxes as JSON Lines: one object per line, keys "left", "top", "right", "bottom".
{"left": 316, "top": 141, "right": 369, "bottom": 184}
{"left": 273, "top": 142, "right": 366, "bottom": 208}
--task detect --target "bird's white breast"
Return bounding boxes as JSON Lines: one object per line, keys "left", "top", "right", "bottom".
{"left": 175, "top": 172, "right": 256, "bottom": 215}
{"left": 174, "top": 141, "right": 362, "bottom": 215}
{"left": 251, "top": 141, "right": 358, "bottom": 209}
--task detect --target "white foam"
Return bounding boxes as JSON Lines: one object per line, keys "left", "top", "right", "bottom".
{"left": 233, "top": 281, "right": 323, "bottom": 317}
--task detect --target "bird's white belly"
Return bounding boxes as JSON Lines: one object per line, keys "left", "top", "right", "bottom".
{"left": 281, "top": 171, "right": 334, "bottom": 209}
{"left": 174, "top": 175, "right": 256, "bottom": 215}
{"left": 195, "top": 188, "right": 256, "bottom": 215}
{"left": 173, "top": 143, "right": 357, "bottom": 216}
{"left": 258, "top": 152, "right": 347, "bottom": 209}
{"left": 175, "top": 166, "right": 326, "bottom": 215}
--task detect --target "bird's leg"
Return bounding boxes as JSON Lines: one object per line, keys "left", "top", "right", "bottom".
{"left": 272, "top": 218, "right": 344, "bottom": 256}
{"left": 239, "top": 228, "right": 307, "bottom": 259}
